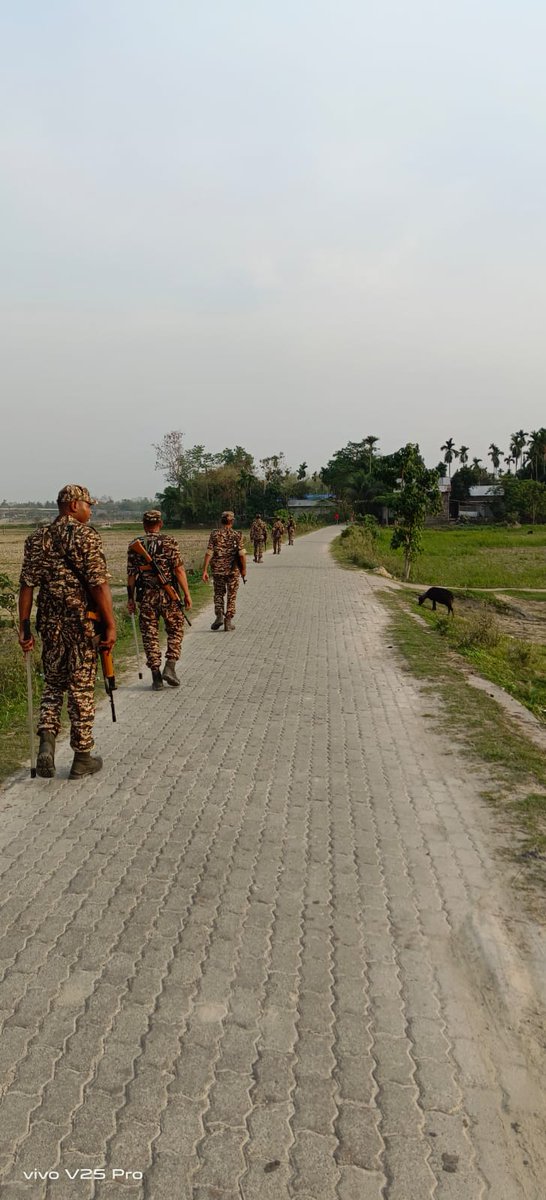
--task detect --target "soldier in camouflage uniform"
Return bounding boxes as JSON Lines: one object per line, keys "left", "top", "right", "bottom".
{"left": 127, "top": 510, "right": 192, "bottom": 690}
{"left": 249, "top": 514, "right": 268, "bottom": 562}
{"left": 287, "top": 516, "right": 296, "bottom": 545}
{"left": 18, "top": 484, "right": 116, "bottom": 779}
{"left": 202, "top": 511, "right": 246, "bottom": 631}
{"left": 272, "top": 518, "right": 285, "bottom": 554}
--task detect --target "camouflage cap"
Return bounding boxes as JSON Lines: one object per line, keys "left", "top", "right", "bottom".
{"left": 221, "top": 510, "right": 235, "bottom": 523}
{"left": 57, "top": 484, "right": 97, "bottom": 507}
{"left": 142, "top": 509, "right": 163, "bottom": 523}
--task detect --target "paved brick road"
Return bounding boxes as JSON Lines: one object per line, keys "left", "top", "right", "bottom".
{"left": 1, "top": 528, "right": 545, "bottom": 1199}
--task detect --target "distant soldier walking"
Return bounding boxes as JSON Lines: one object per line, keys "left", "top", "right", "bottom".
{"left": 202, "top": 511, "right": 246, "bottom": 631}
{"left": 18, "top": 484, "right": 116, "bottom": 779}
{"left": 127, "top": 510, "right": 192, "bottom": 690}
{"left": 272, "top": 518, "right": 285, "bottom": 554}
{"left": 249, "top": 514, "right": 268, "bottom": 562}
{"left": 287, "top": 516, "right": 296, "bottom": 545}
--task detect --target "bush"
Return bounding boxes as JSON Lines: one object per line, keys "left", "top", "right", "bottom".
{"left": 455, "top": 608, "right": 501, "bottom": 650}
{"left": 337, "top": 526, "right": 378, "bottom": 570}
{"left": 359, "top": 514, "right": 380, "bottom": 540}
{"left": 506, "top": 638, "right": 535, "bottom": 670}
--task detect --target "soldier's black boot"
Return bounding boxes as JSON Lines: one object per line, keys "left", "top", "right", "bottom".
{"left": 162, "top": 660, "right": 180, "bottom": 687}
{"left": 211, "top": 615, "right": 223, "bottom": 630}
{"left": 37, "top": 732, "right": 56, "bottom": 778}
{"left": 69, "top": 751, "right": 103, "bottom": 780}
{"left": 224, "top": 617, "right": 235, "bottom": 631}
{"left": 151, "top": 669, "right": 164, "bottom": 690}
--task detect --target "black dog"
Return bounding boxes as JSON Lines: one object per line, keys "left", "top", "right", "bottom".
{"left": 418, "top": 586, "right": 454, "bottom": 616}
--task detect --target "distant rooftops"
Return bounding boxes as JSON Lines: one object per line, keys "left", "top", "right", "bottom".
{"left": 468, "top": 485, "right": 504, "bottom": 497}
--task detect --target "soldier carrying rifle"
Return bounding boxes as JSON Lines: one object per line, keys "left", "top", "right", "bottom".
{"left": 17, "top": 484, "right": 116, "bottom": 779}
{"left": 202, "top": 511, "right": 246, "bottom": 631}
{"left": 127, "top": 510, "right": 192, "bottom": 690}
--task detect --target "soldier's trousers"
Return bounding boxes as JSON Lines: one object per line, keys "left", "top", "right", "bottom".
{"left": 39, "top": 617, "right": 98, "bottom": 752}
{"left": 213, "top": 572, "right": 239, "bottom": 619}
{"left": 273, "top": 537, "right": 282, "bottom": 554}
{"left": 139, "top": 590, "right": 184, "bottom": 671}
{"left": 288, "top": 532, "right": 294, "bottom": 545}
{"left": 253, "top": 539, "right": 265, "bottom": 562}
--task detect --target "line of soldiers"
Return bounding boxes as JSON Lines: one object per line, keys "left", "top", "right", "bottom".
{"left": 249, "top": 515, "right": 296, "bottom": 560}
{"left": 17, "top": 488, "right": 299, "bottom": 781}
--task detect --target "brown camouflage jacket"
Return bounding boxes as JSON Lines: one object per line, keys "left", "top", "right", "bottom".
{"left": 127, "top": 534, "right": 183, "bottom": 594}
{"left": 249, "top": 518, "right": 267, "bottom": 543}
{"left": 20, "top": 516, "right": 108, "bottom": 623}
{"left": 206, "top": 528, "right": 245, "bottom": 574}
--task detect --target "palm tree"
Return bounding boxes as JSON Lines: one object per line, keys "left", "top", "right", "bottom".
{"left": 363, "top": 435, "right": 380, "bottom": 473}
{"left": 503, "top": 455, "right": 514, "bottom": 474}
{"left": 458, "top": 445, "right": 470, "bottom": 466}
{"left": 488, "top": 444, "right": 502, "bottom": 476}
{"left": 471, "top": 457, "right": 483, "bottom": 474}
{"left": 509, "top": 430, "right": 527, "bottom": 474}
{"left": 525, "top": 429, "right": 546, "bottom": 481}
{"left": 440, "top": 438, "right": 459, "bottom": 479}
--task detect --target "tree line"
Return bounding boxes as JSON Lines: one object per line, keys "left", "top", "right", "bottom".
{"left": 320, "top": 430, "right": 546, "bottom": 527}
{"left": 153, "top": 432, "right": 327, "bottom": 525}
{"left": 438, "top": 429, "right": 546, "bottom": 480}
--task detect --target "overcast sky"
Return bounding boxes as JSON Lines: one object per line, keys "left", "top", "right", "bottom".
{"left": 2, "top": 0, "right": 545, "bottom": 500}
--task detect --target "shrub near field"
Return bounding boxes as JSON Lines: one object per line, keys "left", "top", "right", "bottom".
{"left": 335, "top": 524, "right": 546, "bottom": 588}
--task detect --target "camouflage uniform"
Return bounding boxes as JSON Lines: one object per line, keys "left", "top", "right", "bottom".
{"left": 249, "top": 517, "right": 267, "bottom": 562}
{"left": 206, "top": 527, "right": 245, "bottom": 619}
{"left": 272, "top": 519, "right": 285, "bottom": 554}
{"left": 127, "top": 534, "right": 185, "bottom": 671}
{"left": 19, "top": 515, "right": 108, "bottom": 752}
{"left": 287, "top": 518, "right": 296, "bottom": 545}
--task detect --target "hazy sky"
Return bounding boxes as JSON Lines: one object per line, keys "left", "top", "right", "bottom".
{"left": 2, "top": 0, "right": 546, "bottom": 500}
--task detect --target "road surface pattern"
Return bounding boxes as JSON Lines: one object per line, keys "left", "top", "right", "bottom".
{"left": 0, "top": 528, "right": 544, "bottom": 1200}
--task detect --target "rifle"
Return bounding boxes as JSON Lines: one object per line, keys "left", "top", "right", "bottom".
{"left": 87, "top": 612, "right": 117, "bottom": 722}
{"left": 129, "top": 539, "right": 192, "bottom": 625}
{"left": 230, "top": 537, "right": 247, "bottom": 583}
{"left": 22, "top": 619, "right": 37, "bottom": 778}
{"left": 52, "top": 528, "right": 117, "bottom": 723}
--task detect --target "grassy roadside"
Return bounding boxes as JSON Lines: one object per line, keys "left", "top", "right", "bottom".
{"left": 332, "top": 528, "right": 546, "bottom": 886}
{"left": 332, "top": 530, "right": 546, "bottom": 722}
{"left": 380, "top": 591, "right": 546, "bottom": 875}
{"left": 0, "top": 573, "right": 212, "bottom": 785}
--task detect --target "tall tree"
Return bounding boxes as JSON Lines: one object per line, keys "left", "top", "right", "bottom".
{"left": 509, "top": 429, "right": 527, "bottom": 474}
{"left": 525, "top": 429, "right": 546, "bottom": 481}
{"left": 440, "top": 438, "right": 459, "bottom": 479}
{"left": 391, "top": 445, "right": 442, "bottom": 580}
{"left": 458, "top": 445, "right": 470, "bottom": 466}
{"left": 297, "top": 462, "right": 308, "bottom": 480}
{"left": 363, "top": 435, "right": 380, "bottom": 473}
{"left": 153, "top": 430, "right": 187, "bottom": 488}
{"left": 488, "top": 444, "right": 502, "bottom": 475}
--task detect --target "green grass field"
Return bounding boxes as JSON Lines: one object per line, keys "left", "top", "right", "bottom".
{"left": 333, "top": 524, "right": 546, "bottom": 730}
{"left": 334, "top": 523, "right": 546, "bottom": 588}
